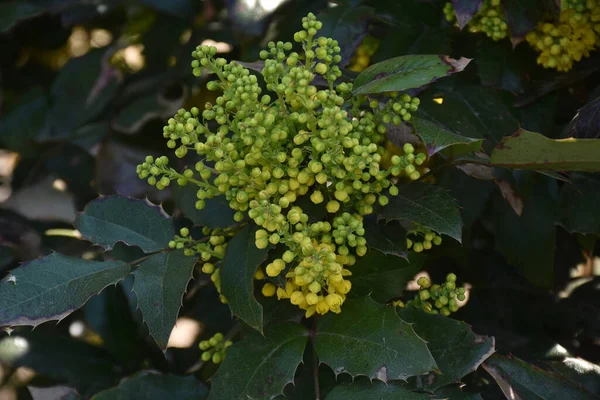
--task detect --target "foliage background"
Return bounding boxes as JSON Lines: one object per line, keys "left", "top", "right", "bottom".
{"left": 0, "top": 0, "right": 599, "bottom": 399}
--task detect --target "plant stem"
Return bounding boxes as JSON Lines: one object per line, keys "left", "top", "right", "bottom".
{"left": 311, "top": 316, "right": 321, "bottom": 400}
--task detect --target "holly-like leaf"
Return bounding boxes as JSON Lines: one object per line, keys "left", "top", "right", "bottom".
{"left": 451, "top": 0, "right": 483, "bottom": 29}
{"left": 350, "top": 251, "right": 424, "bottom": 303}
{"left": 0, "top": 253, "right": 130, "bottom": 326}
{"left": 92, "top": 371, "right": 208, "bottom": 400}
{"left": 220, "top": 225, "right": 271, "bottom": 332}
{"left": 314, "top": 296, "right": 437, "bottom": 381}
{"left": 326, "top": 380, "right": 428, "bottom": 400}
{"left": 172, "top": 186, "right": 236, "bottom": 229}
{"left": 208, "top": 322, "right": 308, "bottom": 400}
{"left": 0, "top": 1, "right": 46, "bottom": 32}
{"left": 491, "top": 129, "right": 600, "bottom": 171}
{"left": 483, "top": 354, "right": 596, "bottom": 399}
{"left": 75, "top": 195, "right": 174, "bottom": 253}
{"left": 363, "top": 216, "right": 407, "bottom": 259}
{"left": 132, "top": 250, "right": 198, "bottom": 351}
{"left": 352, "top": 55, "right": 471, "bottom": 95}
{"left": 410, "top": 116, "right": 483, "bottom": 156}
{"left": 502, "top": 0, "right": 558, "bottom": 44}
{"left": 378, "top": 183, "right": 463, "bottom": 242}
{"left": 400, "top": 308, "right": 495, "bottom": 390}
{"left": 559, "top": 173, "right": 600, "bottom": 235}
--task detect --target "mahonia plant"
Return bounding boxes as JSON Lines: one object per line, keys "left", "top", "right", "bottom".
{"left": 137, "top": 13, "right": 430, "bottom": 317}
{"left": 445, "top": 0, "right": 509, "bottom": 41}
{"left": 348, "top": 35, "right": 380, "bottom": 72}
{"left": 199, "top": 332, "right": 232, "bottom": 364}
{"left": 394, "top": 274, "right": 466, "bottom": 316}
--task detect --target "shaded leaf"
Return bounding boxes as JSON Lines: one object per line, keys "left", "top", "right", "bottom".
{"left": 569, "top": 96, "right": 600, "bottom": 139}
{"left": 0, "top": 88, "right": 48, "bottom": 155}
{"left": 112, "top": 93, "right": 183, "bottom": 134}
{"left": 0, "top": 1, "right": 46, "bottom": 32}
{"left": 314, "top": 296, "right": 437, "bottom": 381}
{"left": 363, "top": 216, "right": 407, "bottom": 259}
{"left": 132, "top": 250, "right": 198, "bottom": 351}
{"left": 139, "top": 0, "right": 195, "bottom": 18}
{"left": 92, "top": 371, "right": 208, "bottom": 400}
{"left": 0, "top": 253, "right": 130, "bottom": 326}
{"left": 495, "top": 179, "right": 524, "bottom": 216}
{"left": 208, "top": 322, "right": 308, "bottom": 400}
{"left": 400, "top": 308, "right": 495, "bottom": 391}
{"left": 559, "top": 173, "right": 600, "bottom": 234}
{"left": 451, "top": 0, "right": 483, "bottom": 29}
{"left": 476, "top": 39, "right": 525, "bottom": 93}
{"left": 490, "top": 129, "right": 600, "bottom": 171}
{"left": 220, "top": 225, "right": 271, "bottom": 332}
{"left": 502, "top": 0, "right": 558, "bottom": 43}
{"left": 456, "top": 162, "right": 495, "bottom": 180}
{"left": 431, "top": 385, "right": 484, "bottom": 400}
{"left": 352, "top": 55, "right": 471, "bottom": 95}
{"left": 75, "top": 195, "right": 174, "bottom": 253}
{"left": 378, "top": 183, "right": 463, "bottom": 242}
{"left": 410, "top": 115, "right": 483, "bottom": 156}
{"left": 483, "top": 354, "right": 597, "bottom": 400}
{"left": 172, "top": 186, "right": 236, "bottom": 229}
{"left": 544, "top": 358, "right": 600, "bottom": 395}
{"left": 326, "top": 380, "right": 428, "bottom": 400}
{"left": 349, "top": 251, "right": 424, "bottom": 303}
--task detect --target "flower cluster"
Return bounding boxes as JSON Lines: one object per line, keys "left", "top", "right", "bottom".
{"left": 406, "top": 226, "right": 443, "bottom": 253}
{"left": 138, "top": 13, "right": 429, "bottom": 317}
{"left": 199, "top": 333, "right": 232, "bottom": 364}
{"left": 526, "top": 1, "right": 600, "bottom": 71}
{"left": 348, "top": 35, "right": 380, "bottom": 72}
{"left": 396, "top": 274, "right": 466, "bottom": 316}
{"left": 444, "top": 0, "right": 508, "bottom": 41}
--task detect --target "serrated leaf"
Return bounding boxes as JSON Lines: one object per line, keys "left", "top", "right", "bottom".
{"left": 0, "top": 253, "right": 129, "bottom": 327}
{"left": 491, "top": 129, "right": 600, "bottom": 171}
{"left": 208, "top": 322, "right": 308, "bottom": 400}
{"left": 314, "top": 296, "right": 437, "bottom": 381}
{"left": 0, "top": 1, "right": 46, "bottom": 32}
{"left": 172, "top": 186, "right": 236, "bottom": 229}
{"left": 483, "top": 354, "right": 596, "bottom": 400}
{"left": 451, "top": 0, "right": 483, "bottom": 29}
{"left": 132, "top": 250, "right": 198, "bottom": 351}
{"left": 363, "top": 216, "right": 407, "bottom": 259}
{"left": 410, "top": 116, "right": 483, "bottom": 156}
{"left": 220, "top": 225, "right": 270, "bottom": 332}
{"left": 352, "top": 55, "right": 471, "bottom": 95}
{"left": 92, "top": 371, "right": 208, "bottom": 400}
{"left": 350, "top": 251, "right": 424, "bottom": 303}
{"left": 559, "top": 173, "right": 600, "bottom": 234}
{"left": 378, "top": 183, "right": 463, "bottom": 242}
{"left": 326, "top": 380, "right": 428, "bottom": 400}
{"left": 75, "top": 195, "right": 174, "bottom": 253}
{"left": 400, "top": 308, "right": 495, "bottom": 390}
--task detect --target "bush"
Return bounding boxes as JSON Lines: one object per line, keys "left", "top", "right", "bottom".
{"left": 1, "top": 1, "right": 600, "bottom": 399}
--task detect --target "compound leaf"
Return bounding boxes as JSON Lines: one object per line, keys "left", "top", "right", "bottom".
{"left": 0, "top": 253, "right": 130, "bottom": 326}
{"left": 378, "top": 183, "right": 463, "bottom": 242}
{"left": 314, "top": 296, "right": 437, "bottom": 381}
{"left": 208, "top": 322, "right": 308, "bottom": 400}
{"left": 220, "top": 225, "right": 271, "bottom": 333}
{"left": 132, "top": 250, "right": 198, "bottom": 351}
{"left": 75, "top": 195, "right": 174, "bottom": 253}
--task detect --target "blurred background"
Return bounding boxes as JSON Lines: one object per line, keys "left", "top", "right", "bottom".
{"left": 0, "top": 0, "right": 599, "bottom": 399}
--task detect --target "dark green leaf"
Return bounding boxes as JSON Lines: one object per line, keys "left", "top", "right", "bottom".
{"left": 483, "top": 354, "right": 596, "bottom": 400}
{"left": 75, "top": 195, "right": 174, "bottom": 253}
{"left": 326, "top": 380, "right": 428, "bottom": 400}
{"left": 410, "top": 116, "right": 483, "bottom": 156}
{"left": 0, "top": 88, "right": 48, "bottom": 155}
{"left": 492, "top": 172, "right": 558, "bottom": 287}
{"left": 378, "top": 182, "right": 463, "bottom": 242}
{"left": 0, "top": 1, "right": 45, "bottom": 32}
{"left": 451, "top": 0, "right": 483, "bottom": 29}
{"left": 569, "top": 96, "right": 600, "bottom": 139}
{"left": 314, "top": 296, "right": 437, "bottom": 380}
{"left": 133, "top": 250, "right": 198, "bottom": 351}
{"left": 208, "top": 322, "right": 308, "bottom": 400}
{"left": 112, "top": 95, "right": 182, "bottom": 134}
{"left": 220, "top": 225, "right": 270, "bottom": 332}
{"left": 350, "top": 251, "right": 424, "bottom": 303}
{"left": 43, "top": 50, "right": 120, "bottom": 138}
{"left": 491, "top": 129, "right": 600, "bottom": 171}
{"left": 476, "top": 39, "right": 525, "bottom": 93}
{"left": 352, "top": 55, "right": 471, "bottom": 95}
{"left": 400, "top": 308, "right": 495, "bottom": 390}
{"left": 363, "top": 216, "right": 406, "bottom": 259}
{"left": 502, "top": 0, "right": 558, "bottom": 42}
{"left": 559, "top": 173, "right": 600, "bottom": 234}
{"left": 139, "top": 0, "right": 195, "bottom": 17}
{"left": 172, "top": 186, "right": 236, "bottom": 229}
{"left": 92, "top": 371, "right": 208, "bottom": 400}
{"left": 432, "top": 386, "right": 484, "bottom": 400}
{"left": 0, "top": 331, "right": 120, "bottom": 397}
{"left": 0, "top": 253, "right": 130, "bottom": 326}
